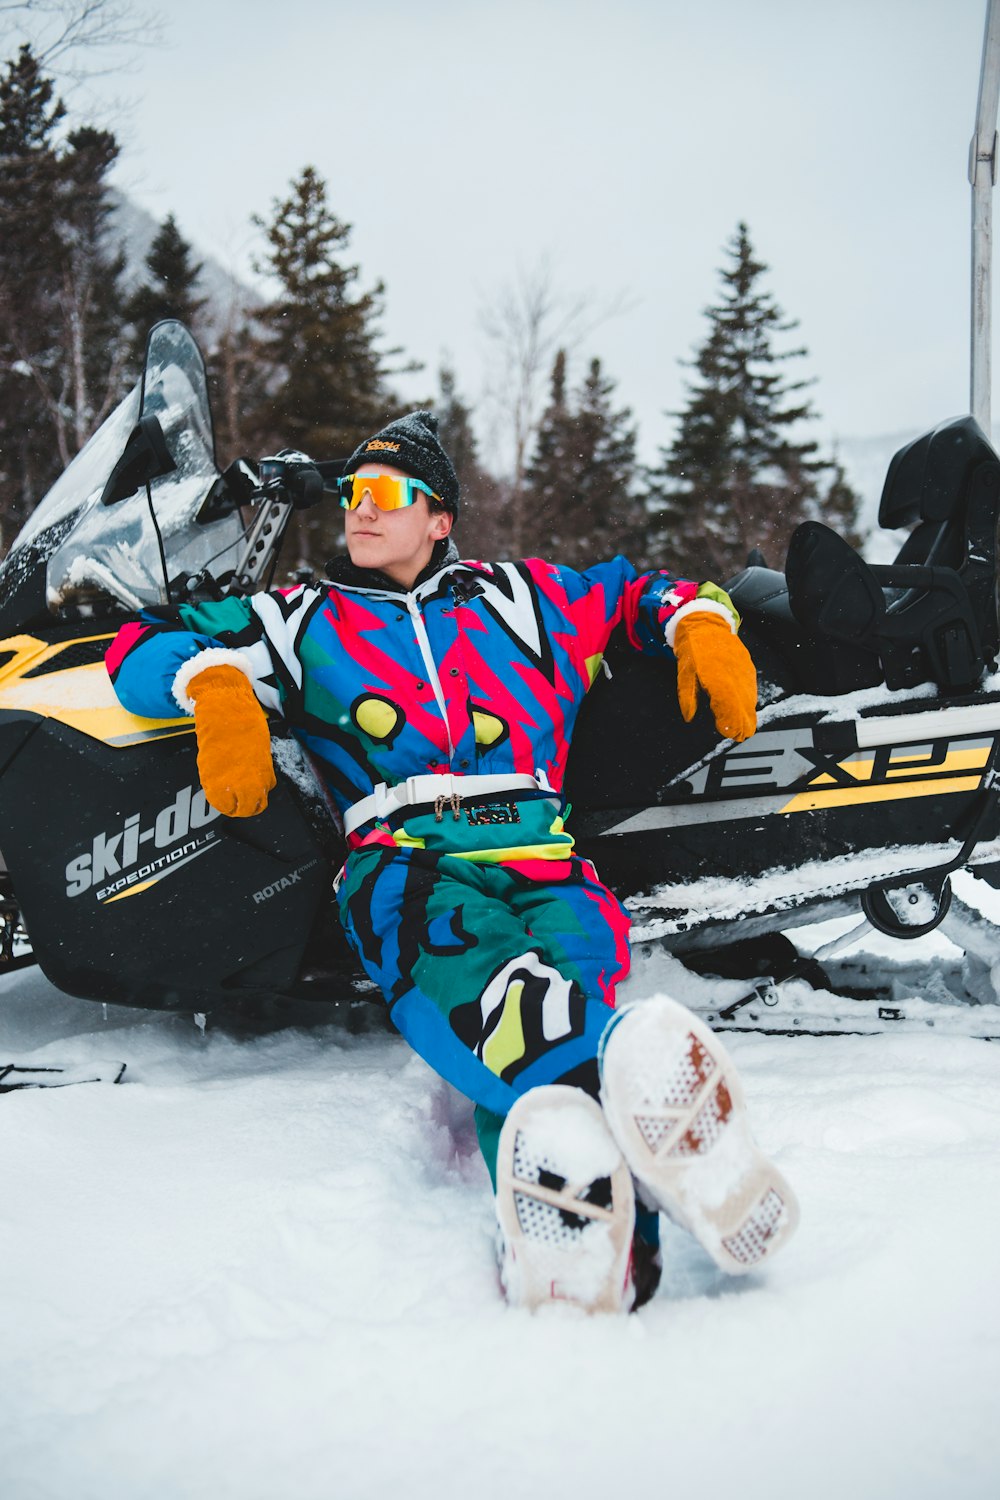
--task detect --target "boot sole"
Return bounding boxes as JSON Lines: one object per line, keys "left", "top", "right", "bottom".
{"left": 600, "top": 1000, "right": 799, "bottom": 1275}
{"left": 495, "top": 1085, "right": 636, "bottom": 1313}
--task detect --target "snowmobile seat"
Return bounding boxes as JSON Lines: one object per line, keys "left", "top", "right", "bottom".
{"left": 729, "top": 416, "right": 1000, "bottom": 697}
{"left": 878, "top": 416, "right": 1000, "bottom": 672}
{"left": 784, "top": 417, "right": 1000, "bottom": 693}
{"left": 726, "top": 564, "right": 795, "bottom": 622}
{"left": 879, "top": 415, "right": 996, "bottom": 538}
{"left": 880, "top": 415, "right": 1000, "bottom": 579}
{"left": 786, "top": 520, "right": 986, "bottom": 692}
{"left": 727, "top": 562, "right": 882, "bottom": 695}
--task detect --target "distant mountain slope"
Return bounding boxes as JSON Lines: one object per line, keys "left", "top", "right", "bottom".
{"left": 109, "top": 191, "right": 260, "bottom": 338}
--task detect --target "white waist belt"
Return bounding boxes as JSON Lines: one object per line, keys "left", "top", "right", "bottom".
{"left": 342, "top": 772, "right": 544, "bottom": 837}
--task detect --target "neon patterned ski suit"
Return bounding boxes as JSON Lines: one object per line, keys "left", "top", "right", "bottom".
{"left": 107, "top": 549, "right": 734, "bottom": 1168}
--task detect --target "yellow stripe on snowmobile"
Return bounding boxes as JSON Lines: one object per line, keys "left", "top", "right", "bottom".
{"left": 780, "top": 742, "right": 991, "bottom": 811}
{"left": 781, "top": 773, "right": 985, "bottom": 814}
{"left": 0, "top": 631, "right": 116, "bottom": 679}
{"left": 802, "top": 744, "right": 991, "bottom": 787}
{"left": 101, "top": 875, "right": 162, "bottom": 903}
{"left": 0, "top": 636, "right": 192, "bottom": 747}
{"left": 99, "top": 840, "right": 219, "bottom": 902}
{"left": 882, "top": 745, "right": 992, "bottom": 776}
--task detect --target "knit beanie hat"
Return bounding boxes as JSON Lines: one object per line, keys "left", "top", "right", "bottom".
{"left": 345, "top": 410, "right": 460, "bottom": 516}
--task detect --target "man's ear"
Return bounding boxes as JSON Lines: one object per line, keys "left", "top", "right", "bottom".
{"left": 432, "top": 510, "right": 453, "bottom": 539}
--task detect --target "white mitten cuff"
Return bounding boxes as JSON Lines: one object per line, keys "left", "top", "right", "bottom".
{"left": 664, "top": 599, "right": 738, "bottom": 649}
{"left": 172, "top": 648, "right": 256, "bottom": 714}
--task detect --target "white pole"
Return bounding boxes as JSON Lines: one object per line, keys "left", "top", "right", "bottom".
{"left": 970, "top": 0, "right": 1000, "bottom": 435}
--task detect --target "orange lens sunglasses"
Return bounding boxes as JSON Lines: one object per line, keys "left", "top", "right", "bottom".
{"left": 338, "top": 473, "right": 442, "bottom": 512}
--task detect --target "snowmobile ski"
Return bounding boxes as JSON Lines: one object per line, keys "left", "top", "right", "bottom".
{"left": 629, "top": 922, "right": 1000, "bottom": 1040}
{"left": 0, "top": 1060, "right": 126, "bottom": 1092}
{"left": 686, "top": 981, "right": 1000, "bottom": 1040}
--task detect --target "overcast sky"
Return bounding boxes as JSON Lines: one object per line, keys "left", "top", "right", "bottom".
{"left": 9, "top": 0, "right": 996, "bottom": 467}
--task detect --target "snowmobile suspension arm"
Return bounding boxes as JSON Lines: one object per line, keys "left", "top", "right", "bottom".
{"left": 230, "top": 499, "right": 293, "bottom": 593}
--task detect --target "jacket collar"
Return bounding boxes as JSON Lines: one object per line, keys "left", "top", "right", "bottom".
{"left": 321, "top": 539, "right": 469, "bottom": 600}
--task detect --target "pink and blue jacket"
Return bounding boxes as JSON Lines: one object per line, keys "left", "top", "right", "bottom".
{"left": 106, "top": 551, "right": 734, "bottom": 856}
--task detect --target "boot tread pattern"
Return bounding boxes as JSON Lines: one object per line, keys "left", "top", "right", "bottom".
{"left": 721, "top": 1187, "right": 788, "bottom": 1267}
{"left": 512, "top": 1130, "right": 616, "bottom": 1243}
{"left": 496, "top": 1086, "right": 638, "bottom": 1313}
{"left": 633, "top": 1034, "right": 733, "bottom": 1159}
{"left": 600, "top": 1002, "right": 800, "bottom": 1277}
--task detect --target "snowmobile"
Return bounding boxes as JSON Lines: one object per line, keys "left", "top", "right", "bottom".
{"left": 0, "top": 319, "right": 999, "bottom": 1042}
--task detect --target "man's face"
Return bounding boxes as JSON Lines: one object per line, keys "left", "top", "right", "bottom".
{"left": 344, "top": 463, "right": 453, "bottom": 588}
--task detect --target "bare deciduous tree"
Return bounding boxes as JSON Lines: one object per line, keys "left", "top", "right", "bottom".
{"left": 479, "top": 263, "right": 632, "bottom": 556}
{"left": 0, "top": 1, "right": 159, "bottom": 80}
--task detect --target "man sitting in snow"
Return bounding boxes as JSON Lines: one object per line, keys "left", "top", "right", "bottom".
{"left": 107, "top": 411, "right": 799, "bottom": 1312}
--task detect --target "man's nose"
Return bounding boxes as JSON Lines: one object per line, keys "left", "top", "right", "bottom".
{"left": 354, "top": 490, "right": 379, "bottom": 517}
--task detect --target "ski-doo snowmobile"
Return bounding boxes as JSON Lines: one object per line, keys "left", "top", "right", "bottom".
{"left": 0, "top": 321, "right": 998, "bottom": 1037}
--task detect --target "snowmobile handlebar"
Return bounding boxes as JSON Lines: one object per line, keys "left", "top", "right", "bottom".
{"left": 253, "top": 451, "right": 347, "bottom": 511}
{"left": 254, "top": 451, "right": 325, "bottom": 510}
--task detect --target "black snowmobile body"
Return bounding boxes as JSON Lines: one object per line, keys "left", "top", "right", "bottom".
{"left": 0, "top": 322, "right": 998, "bottom": 1026}
{"left": 568, "top": 419, "right": 1000, "bottom": 952}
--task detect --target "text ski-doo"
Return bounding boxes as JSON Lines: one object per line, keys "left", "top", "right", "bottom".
{"left": 0, "top": 321, "right": 999, "bottom": 1041}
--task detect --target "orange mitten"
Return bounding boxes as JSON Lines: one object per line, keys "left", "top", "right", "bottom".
{"left": 673, "top": 612, "right": 757, "bottom": 742}
{"left": 187, "top": 665, "right": 276, "bottom": 817}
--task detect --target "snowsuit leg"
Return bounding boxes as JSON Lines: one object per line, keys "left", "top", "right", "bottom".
{"left": 336, "top": 846, "right": 631, "bottom": 1172}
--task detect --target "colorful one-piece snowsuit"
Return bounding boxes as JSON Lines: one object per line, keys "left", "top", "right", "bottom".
{"left": 106, "top": 550, "right": 734, "bottom": 1170}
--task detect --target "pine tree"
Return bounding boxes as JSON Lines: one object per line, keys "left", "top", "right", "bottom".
{"left": 125, "top": 213, "right": 206, "bottom": 371}
{"left": 567, "top": 357, "right": 640, "bottom": 566}
{"left": 435, "top": 364, "right": 479, "bottom": 490}
{"left": 249, "top": 166, "right": 393, "bottom": 454}
{"left": 434, "top": 363, "right": 503, "bottom": 558}
{"left": 523, "top": 352, "right": 640, "bottom": 567}
{"left": 648, "top": 222, "right": 859, "bottom": 580}
{"left": 0, "top": 44, "right": 65, "bottom": 541}
{"left": 246, "top": 165, "right": 401, "bottom": 569}
{"left": 0, "top": 46, "right": 129, "bottom": 549}
{"left": 522, "top": 348, "right": 573, "bottom": 555}
{"left": 822, "top": 455, "right": 863, "bottom": 548}
{"left": 206, "top": 302, "right": 270, "bottom": 468}
{"left": 55, "top": 124, "right": 130, "bottom": 454}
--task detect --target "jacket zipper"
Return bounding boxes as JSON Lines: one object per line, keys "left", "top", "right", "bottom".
{"left": 406, "top": 595, "right": 455, "bottom": 759}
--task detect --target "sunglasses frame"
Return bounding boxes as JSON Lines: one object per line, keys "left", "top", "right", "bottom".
{"left": 338, "top": 472, "right": 443, "bottom": 513}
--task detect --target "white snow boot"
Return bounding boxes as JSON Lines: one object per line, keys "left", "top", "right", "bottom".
{"left": 495, "top": 1084, "right": 638, "bottom": 1313}
{"left": 599, "top": 998, "right": 799, "bottom": 1275}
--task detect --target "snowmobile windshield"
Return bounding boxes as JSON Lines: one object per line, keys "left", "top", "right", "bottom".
{"left": 0, "top": 321, "right": 244, "bottom": 618}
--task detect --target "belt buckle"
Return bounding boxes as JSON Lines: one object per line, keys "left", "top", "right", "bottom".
{"left": 372, "top": 782, "right": 394, "bottom": 819}
{"left": 404, "top": 775, "right": 422, "bottom": 805}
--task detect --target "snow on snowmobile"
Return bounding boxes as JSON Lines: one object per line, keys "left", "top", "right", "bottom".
{"left": 0, "top": 319, "right": 999, "bottom": 1042}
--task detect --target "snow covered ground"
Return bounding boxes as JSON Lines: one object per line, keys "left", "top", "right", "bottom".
{"left": 2, "top": 931, "right": 999, "bottom": 1500}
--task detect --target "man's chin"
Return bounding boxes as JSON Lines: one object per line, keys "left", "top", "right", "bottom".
{"left": 347, "top": 542, "right": 385, "bottom": 568}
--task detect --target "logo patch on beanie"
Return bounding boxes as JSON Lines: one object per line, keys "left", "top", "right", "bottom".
{"left": 365, "top": 440, "right": 401, "bottom": 453}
